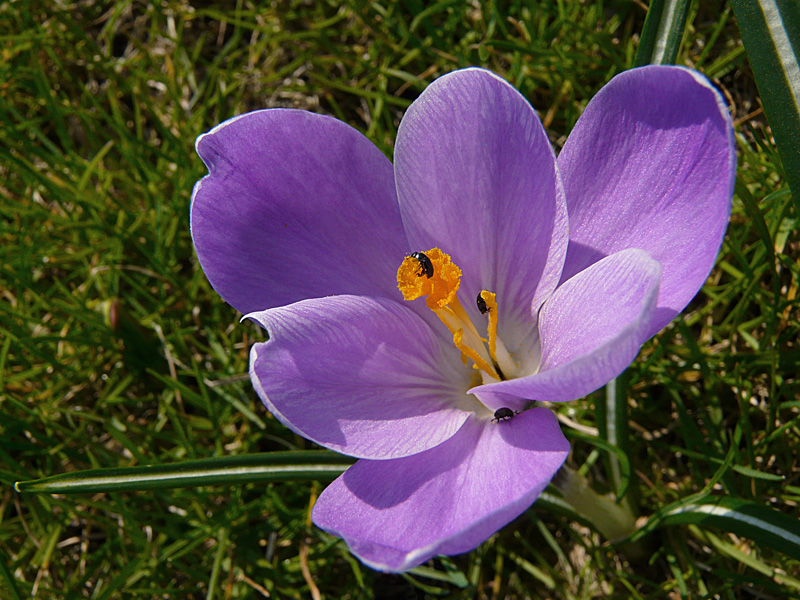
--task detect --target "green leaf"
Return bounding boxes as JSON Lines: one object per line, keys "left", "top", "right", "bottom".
{"left": 0, "top": 557, "right": 24, "bottom": 600}
{"left": 567, "top": 426, "right": 632, "bottom": 501}
{"left": 596, "top": 373, "right": 637, "bottom": 506}
{"left": 635, "top": 0, "right": 691, "bottom": 66}
{"left": 407, "top": 562, "right": 469, "bottom": 589}
{"left": 14, "top": 451, "right": 354, "bottom": 494}
{"left": 501, "top": 548, "right": 556, "bottom": 589}
{"left": 735, "top": 177, "right": 777, "bottom": 270}
{"left": 730, "top": 0, "right": 800, "bottom": 212}
{"left": 690, "top": 527, "right": 800, "bottom": 592}
{"left": 660, "top": 496, "right": 800, "bottom": 562}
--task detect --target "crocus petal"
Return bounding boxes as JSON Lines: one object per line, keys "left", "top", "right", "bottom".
{"left": 312, "top": 408, "right": 568, "bottom": 572}
{"left": 191, "top": 109, "right": 408, "bottom": 315}
{"left": 557, "top": 66, "right": 735, "bottom": 337}
{"left": 472, "top": 249, "right": 660, "bottom": 408}
{"left": 248, "top": 295, "right": 473, "bottom": 460}
{"left": 394, "top": 68, "right": 568, "bottom": 339}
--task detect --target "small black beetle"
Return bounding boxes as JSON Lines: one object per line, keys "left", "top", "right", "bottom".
{"left": 492, "top": 407, "right": 517, "bottom": 422}
{"left": 476, "top": 293, "right": 489, "bottom": 314}
{"left": 409, "top": 252, "right": 434, "bottom": 279}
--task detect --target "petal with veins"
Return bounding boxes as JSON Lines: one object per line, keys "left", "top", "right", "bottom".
{"left": 312, "top": 408, "right": 568, "bottom": 572}
{"left": 248, "top": 295, "right": 473, "bottom": 460}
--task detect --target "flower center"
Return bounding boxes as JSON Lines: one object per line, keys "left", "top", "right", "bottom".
{"left": 397, "top": 248, "right": 513, "bottom": 382}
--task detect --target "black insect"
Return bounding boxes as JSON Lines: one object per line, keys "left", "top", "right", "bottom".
{"left": 492, "top": 407, "right": 517, "bottom": 422}
{"left": 476, "top": 293, "right": 489, "bottom": 314}
{"left": 409, "top": 252, "right": 434, "bottom": 279}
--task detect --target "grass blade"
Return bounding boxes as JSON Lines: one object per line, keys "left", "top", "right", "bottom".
{"left": 661, "top": 496, "right": 800, "bottom": 562}
{"left": 730, "top": 0, "right": 800, "bottom": 211}
{"left": 567, "top": 426, "right": 632, "bottom": 501}
{"left": 595, "top": 372, "right": 636, "bottom": 505}
{"left": 635, "top": 0, "right": 691, "bottom": 66}
{"left": 15, "top": 451, "right": 354, "bottom": 494}
{"left": 0, "top": 556, "right": 24, "bottom": 600}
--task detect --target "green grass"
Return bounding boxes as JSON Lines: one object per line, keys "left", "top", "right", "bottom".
{"left": 1, "top": 0, "right": 798, "bottom": 598}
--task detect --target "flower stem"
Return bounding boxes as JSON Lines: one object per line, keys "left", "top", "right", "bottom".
{"left": 552, "top": 466, "right": 650, "bottom": 562}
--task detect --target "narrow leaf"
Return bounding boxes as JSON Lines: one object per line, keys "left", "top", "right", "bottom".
{"left": 596, "top": 373, "right": 637, "bottom": 505}
{"left": 661, "top": 496, "right": 800, "bottom": 562}
{"left": 407, "top": 564, "right": 469, "bottom": 588}
{"left": 0, "top": 557, "right": 23, "bottom": 600}
{"left": 693, "top": 527, "right": 800, "bottom": 591}
{"left": 567, "top": 425, "right": 632, "bottom": 501}
{"left": 635, "top": 0, "right": 691, "bottom": 66}
{"left": 15, "top": 451, "right": 354, "bottom": 494}
{"left": 730, "top": 0, "right": 800, "bottom": 211}
{"left": 736, "top": 178, "right": 777, "bottom": 268}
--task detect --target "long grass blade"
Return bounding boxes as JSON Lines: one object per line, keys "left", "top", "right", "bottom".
{"left": 15, "top": 451, "right": 354, "bottom": 494}
{"left": 0, "top": 557, "right": 24, "bottom": 600}
{"left": 660, "top": 496, "right": 800, "bottom": 562}
{"left": 635, "top": 0, "right": 691, "bottom": 66}
{"left": 730, "top": 0, "right": 800, "bottom": 213}
{"left": 595, "top": 372, "right": 636, "bottom": 505}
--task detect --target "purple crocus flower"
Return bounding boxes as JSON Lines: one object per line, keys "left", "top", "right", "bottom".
{"left": 191, "top": 67, "right": 735, "bottom": 572}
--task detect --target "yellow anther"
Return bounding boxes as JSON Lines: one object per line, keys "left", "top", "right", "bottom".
{"left": 397, "top": 248, "right": 461, "bottom": 310}
{"left": 478, "top": 291, "right": 499, "bottom": 366}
